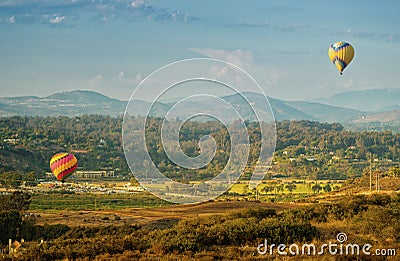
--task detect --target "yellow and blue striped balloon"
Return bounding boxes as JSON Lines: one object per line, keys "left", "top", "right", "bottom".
{"left": 50, "top": 153, "right": 78, "bottom": 182}
{"left": 328, "top": 42, "right": 355, "bottom": 75}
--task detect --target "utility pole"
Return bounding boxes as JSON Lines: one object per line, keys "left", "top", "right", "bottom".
{"left": 369, "top": 153, "right": 372, "bottom": 191}
{"left": 376, "top": 168, "right": 378, "bottom": 192}
{"left": 376, "top": 168, "right": 380, "bottom": 193}
{"left": 377, "top": 171, "right": 380, "bottom": 193}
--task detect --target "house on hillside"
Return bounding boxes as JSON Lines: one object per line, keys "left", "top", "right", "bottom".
{"left": 9, "top": 239, "right": 33, "bottom": 255}
{"left": 306, "top": 156, "right": 316, "bottom": 162}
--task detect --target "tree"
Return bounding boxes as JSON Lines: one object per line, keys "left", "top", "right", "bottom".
{"left": 312, "top": 184, "right": 322, "bottom": 194}
{"left": 323, "top": 183, "right": 332, "bottom": 192}
{"left": 0, "top": 210, "right": 21, "bottom": 245}
{"left": 276, "top": 184, "right": 284, "bottom": 194}
{"left": 0, "top": 171, "right": 23, "bottom": 188}
{"left": 285, "top": 183, "right": 297, "bottom": 194}
{"left": 242, "top": 185, "right": 249, "bottom": 195}
{"left": 262, "top": 186, "right": 274, "bottom": 195}
{"left": 24, "top": 172, "right": 36, "bottom": 182}
{"left": 0, "top": 191, "right": 31, "bottom": 211}
{"left": 389, "top": 167, "right": 400, "bottom": 178}
{"left": 0, "top": 192, "right": 31, "bottom": 245}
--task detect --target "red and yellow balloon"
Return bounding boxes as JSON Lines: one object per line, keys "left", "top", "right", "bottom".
{"left": 328, "top": 42, "right": 355, "bottom": 75}
{"left": 50, "top": 153, "right": 78, "bottom": 182}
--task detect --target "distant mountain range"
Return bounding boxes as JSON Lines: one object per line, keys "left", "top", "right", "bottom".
{"left": 313, "top": 88, "right": 400, "bottom": 112}
{"left": 1, "top": 89, "right": 399, "bottom": 125}
{"left": 0, "top": 91, "right": 126, "bottom": 117}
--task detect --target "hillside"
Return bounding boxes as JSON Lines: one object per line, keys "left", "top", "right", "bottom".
{"left": 220, "top": 92, "right": 315, "bottom": 121}
{"left": 353, "top": 109, "right": 400, "bottom": 123}
{"left": 315, "top": 88, "right": 400, "bottom": 112}
{"left": 1, "top": 89, "right": 399, "bottom": 127}
{"left": 0, "top": 90, "right": 126, "bottom": 117}
{"left": 284, "top": 100, "right": 365, "bottom": 122}
{"left": 1, "top": 116, "right": 400, "bottom": 182}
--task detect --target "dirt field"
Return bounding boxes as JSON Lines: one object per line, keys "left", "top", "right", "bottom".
{"left": 31, "top": 200, "right": 303, "bottom": 227}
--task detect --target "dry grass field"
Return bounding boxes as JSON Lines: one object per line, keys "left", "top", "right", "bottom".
{"left": 31, "top": 200, "right": 303, "bottom": 227}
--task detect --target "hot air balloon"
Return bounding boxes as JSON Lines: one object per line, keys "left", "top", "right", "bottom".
{"left": 50, "top": 153, "right": 78, "bottom": 182}
{"left": 328, "top": 42, "right": 355, "bottom": 75}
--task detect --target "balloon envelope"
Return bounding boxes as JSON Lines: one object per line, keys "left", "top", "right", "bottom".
{"left": 328, "top": 42, "right": 354, "bottom": 75}
{"left": 50, "top": 153, "right": 78, "bottom": 181}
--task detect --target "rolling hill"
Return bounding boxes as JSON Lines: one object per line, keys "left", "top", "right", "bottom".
{"left": 353, "top": 109, "right": 400, "bottom": 123}
{"left": 1, "top": 89, "right": 399, "bottom": 126}
{"left": 315, "top": 88, "right": 400, "bottom": 112}
{"left": 284, "top": 100, "right": 365, "bottom": 122}
{"left": 0, "top": 90, "right": 126, "bottom": 117}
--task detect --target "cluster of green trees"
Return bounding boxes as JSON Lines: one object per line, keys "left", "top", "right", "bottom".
{"left": 0, "top": 192, "right": 74, "bottom": 249}
{"left": 259, "top": 181, "right": 333, "bottom": 195}
{"left": 1, "top": 116, "right": 399, "bottom": 184}
{"left": 0, "top": 192, "right": 29, "bottom": 245}
{"left": 0, "top": 115, "right": 128, "bottom": 183}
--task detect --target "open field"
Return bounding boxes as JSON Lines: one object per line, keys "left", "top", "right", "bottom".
{"left": 24, "top": 178, "right": 347, "bottom": 228}
{"left": 31, "top": 200, "right": 303, "bottom": 227}
{"left": 29, "top": 192, "right": 170, "bottom": 211}
{"left": 25, "top": 178, "right": 344, "bottom": 212}
{"left": 22, "top": 177, "right": 400, "bottom": 232}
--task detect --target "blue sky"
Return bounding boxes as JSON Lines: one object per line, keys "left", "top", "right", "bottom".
{"left": 0, "top": 0, "right": 399, "bottom": 101}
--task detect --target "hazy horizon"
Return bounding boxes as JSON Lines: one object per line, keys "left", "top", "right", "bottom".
{"left": 1, "top": 87, "right": 400, "bottom": 103}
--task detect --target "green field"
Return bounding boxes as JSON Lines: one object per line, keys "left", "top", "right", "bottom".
{"left": 30, "top": 192, "right": 171, "bottom": 211}
{"left": 227, "top": 179, "right": 343, "bottom": 201}
{"left": 29, "top": 179, "right": 343, "bottom": 211}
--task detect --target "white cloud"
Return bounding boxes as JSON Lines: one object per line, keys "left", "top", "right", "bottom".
{"left": 229, "top": 21, "right": 269, "bottom": 28}
{"left": 130, "top": 0, "right": 145, "bottom": 8}
{"left": 116, "top": 71, "right": 146, "bottom": 84}
{"left": 134, "top": 73, "right": 146, "bottom": 84}
{"left": 340, "top": 78, "right": 355, "bottom": 90}
{"left": 265, "top": 67, "right": 282, "bottom": 86}
{"left": 89, "top": 74, "right": 102, "bottom": 87}
{"left": 338, "top": 29, "right": 400, "bottom": 43}
{"left": 0, "top": 0, "right": 193, "bottom": 26}
{"left": 190, "top": 47, "right": 285, "bottom": 91}
{"left": 208, "top": 65, "right": 230, "bottom": 79}
{"left": 50, "top": 15, "right": 65, "bottom": 24}
{"left": 0, "top": 1, "right": 19, "bottom": 7}
{"left": 339, "top": 78, "right": 368, "bottom": 90}
{"left": 118, "top": 71, "right": 125, "bottom": 81}
{"left": 190, "top": 48, "right": 254, "bottom": 69}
